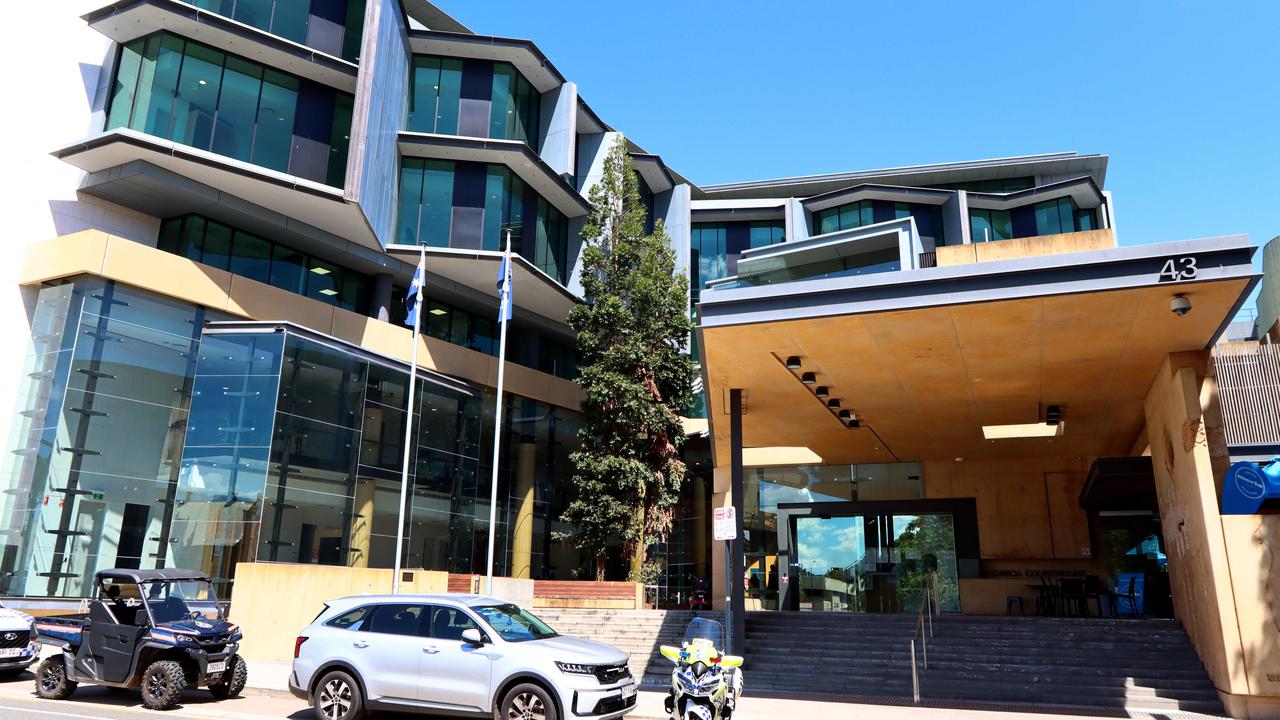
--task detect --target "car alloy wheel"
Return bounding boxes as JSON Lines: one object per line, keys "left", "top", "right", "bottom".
{"left": 508, "top": 691, "right": 546, "bottom": 720}
{"left": 319, "top": 677, "right": 353, "bottom": 720}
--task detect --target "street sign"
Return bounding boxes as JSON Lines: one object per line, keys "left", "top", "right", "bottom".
{"left": 713, "top": 507, "right": 737, "bottom": 541}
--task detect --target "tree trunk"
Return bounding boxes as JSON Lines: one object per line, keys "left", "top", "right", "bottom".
{"left": 595, "top": 554, "right": 607, "bottom": 582}
{"left": 629, "top": 543, "right": 646, "bottom": 581}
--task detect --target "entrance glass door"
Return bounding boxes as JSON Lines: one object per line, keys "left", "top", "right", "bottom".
{"left": 794, "top": 511, "right": 960, "bottom": 613}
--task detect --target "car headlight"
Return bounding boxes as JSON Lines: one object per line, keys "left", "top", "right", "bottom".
{"left": 555, "top": 661, "right": 595, "bottom": 675}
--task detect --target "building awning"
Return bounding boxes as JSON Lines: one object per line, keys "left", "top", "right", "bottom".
{"left": 385, "top": 245, "right": 578, "bottom": 325}
{"left": 1079, "top": 457, "right": 1158, "bottom": 512}
{"left": 398, "top": 133, "right": 591, "bottom": 218}
{"left": 84, "top": 0, "right": 358, "bottom": 92}
{"left": 53, "top": 129, "right": 381, "bottom": 251}
{"left": 696, "top": 236, "right": 1258, "bottom": 467}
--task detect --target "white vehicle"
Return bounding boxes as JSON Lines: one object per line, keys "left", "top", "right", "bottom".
{"left": 290, "top": 594, "right": 637, "bottom": 720}
{"left": 0, "top": 603, "right": 39, "bottom": 674}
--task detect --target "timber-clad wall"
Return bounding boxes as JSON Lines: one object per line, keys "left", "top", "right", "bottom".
{"left": 1213, "top": 341, "right": 1280, "bottom": 447}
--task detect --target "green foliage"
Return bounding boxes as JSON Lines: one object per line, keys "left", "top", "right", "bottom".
{"left": 557, "top": 137, "right": 695, "bottom": 581}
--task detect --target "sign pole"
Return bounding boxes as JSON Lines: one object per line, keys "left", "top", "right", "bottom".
{"left": 713, "top": 506, "right": 737, "bottom": 652}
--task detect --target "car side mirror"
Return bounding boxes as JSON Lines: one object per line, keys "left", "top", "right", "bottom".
{"left": 461, "top": 628, "right": 485, "bottom": 645}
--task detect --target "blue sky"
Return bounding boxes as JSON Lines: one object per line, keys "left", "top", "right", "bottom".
{"left": 448, "top": 1, "right": 1278, "bottom": 315}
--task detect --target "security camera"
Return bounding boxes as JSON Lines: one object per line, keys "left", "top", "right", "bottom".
{"left": 1171, "top": 294, "right": 1192, "bottom": 317}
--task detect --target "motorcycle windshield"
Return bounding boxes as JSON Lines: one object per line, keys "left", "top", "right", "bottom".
{"left": 682, "top": 617, "right": 725, "bottom": 649}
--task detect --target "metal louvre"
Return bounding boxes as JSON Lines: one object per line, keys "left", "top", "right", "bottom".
{"left": 1213, "top": 342, "right": 1280, "bottom": 447}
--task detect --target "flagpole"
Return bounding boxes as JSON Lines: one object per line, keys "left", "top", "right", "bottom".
{"left": 485, "top": 232, "right": 512, "bottom": 596}
{"left": 393, "top": 245, "right": 426, "bottom": 594}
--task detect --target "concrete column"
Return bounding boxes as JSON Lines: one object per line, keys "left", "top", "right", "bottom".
{"left": 509, "top": 438, "right": 537, "bottom": 579}
{"left": 728, "top": 389, "right": 746, "bottom": 654}
{"left": 348, "top": 478, "right": 375, "bottom": 568}
{"left": 371, "top": 272, "right": 393, "bottom": 322}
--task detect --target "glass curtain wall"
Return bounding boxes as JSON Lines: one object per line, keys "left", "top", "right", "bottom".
{"left": 0, "top": 279, "right": 215, "bottom": 597}
{"left": 396, "top": 159, "right": 570, "bottom": 285}
{"left": 408, "top": 56, "right": 541, "bottom": 146}
{"left": 0, "top": 283, "right": 591, "bottom": 598}
{"left": 188, "top": 0, "right": 366, "bottom": 62}
{"left": 157, "top": 215, "right": 370, "bottom": 313}
{"left": 106, "top": 32, "right": 353, "bottom": 187}
{"left": 969, "top": 198, "right": 1097, "bottom": 243}
{"left": 742, "top": 463, "right": 924, "bottom": 610}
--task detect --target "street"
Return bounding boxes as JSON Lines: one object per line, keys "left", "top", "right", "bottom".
{"left": 0, "top": 665, "right": 1231, "bottom": 720}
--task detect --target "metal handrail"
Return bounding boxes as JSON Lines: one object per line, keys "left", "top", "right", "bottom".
{"left": 909, "top": 570, "right": 939, "bottom": 703}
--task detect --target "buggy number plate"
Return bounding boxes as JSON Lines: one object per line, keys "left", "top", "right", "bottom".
{"left": 0, "top": 648, "right": 22, "bottom": 657}
{"left": 206, "top": 661, "right": 226, "bottom": 674}
{"left": 621, "top": 682, "right": 636, "bottom": 699}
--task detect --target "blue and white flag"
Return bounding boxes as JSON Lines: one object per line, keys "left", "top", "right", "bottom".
{"left": 404, "top": 249, "right": 426, "bottom": 328}
{"left": 496, "top": 241, "right": 513, "bottom": 322}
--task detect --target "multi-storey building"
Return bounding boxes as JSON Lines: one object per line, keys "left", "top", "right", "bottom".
{"left": 0, "top": 0, "right": 701, "bottom": 602}
{"left": 5, "top": 3, "right": 1280, "bottom": 716}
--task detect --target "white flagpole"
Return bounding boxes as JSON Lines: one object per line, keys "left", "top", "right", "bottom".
{"left": 485, "top": 232, "right": 513, "bottom": 596}
{"left": 393, "top": 246, "right": 426, "bottom": 594}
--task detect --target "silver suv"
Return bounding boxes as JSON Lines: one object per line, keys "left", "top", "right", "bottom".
{"left": 289, "top": 594, "right": 637, "bottom": 720}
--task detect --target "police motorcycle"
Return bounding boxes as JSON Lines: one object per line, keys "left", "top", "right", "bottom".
{"left": 659, "top": 617, "right": 743, "bottom": 720}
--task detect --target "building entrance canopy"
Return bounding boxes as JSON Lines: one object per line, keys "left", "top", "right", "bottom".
{"left": 696, "top": 235, "right": 1258, "bottom": 468}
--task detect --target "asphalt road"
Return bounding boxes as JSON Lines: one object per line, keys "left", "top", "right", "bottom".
{"left": 0, "top": 667, "right": 312, "bottom": 720}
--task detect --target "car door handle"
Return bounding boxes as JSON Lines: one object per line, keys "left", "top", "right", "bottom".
{"left": 352, "top": 641, "right": 369, "bottom": 649}
{"left": 422, "top": 646, "right": 440, "bottom": 654}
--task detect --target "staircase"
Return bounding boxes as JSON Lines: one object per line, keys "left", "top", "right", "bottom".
{"left": 533, "top": 608, "right": 723, "bottom": 686}
{"left": 747, "top": 612, "right": 1225, "bottom": 715}
{"left": 535, "top": 608, "right": 1224, "bottom": 715}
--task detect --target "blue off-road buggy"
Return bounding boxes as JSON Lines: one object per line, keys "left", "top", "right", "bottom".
{"left": 33, "top": 569, "right": 246, "bottom": 710}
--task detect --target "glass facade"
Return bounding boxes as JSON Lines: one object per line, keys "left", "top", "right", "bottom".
{"left": 106, "top": 32, "right": 354, "bottom": 187}
{"left": 154, "top": 214, "right": 577, "bottom": 380}
{"left": 742, "top": 463, "right": 942, "bottom": 611}
{"left": 396, "top": 159, "right": 570, "bottom": 285}
{"left": 0, "top": 282, "right": 593, "bottom": 597}
{"left": 969, "top": 197, "right": 1097, "bottom": 243}
{"left": 157, "top": 215, "right": 370, "bottom": 314}
{"left": 407, "top": 56, "right": 541, "bottom": 146}
{"left": 0, "top": 279, "right": 220, "bottom": 597}
{"left": 813, "top": 200, "right": 947, "bottom": 246}
{"left": 189, "top": 0, "right": 367, "bottom": 62}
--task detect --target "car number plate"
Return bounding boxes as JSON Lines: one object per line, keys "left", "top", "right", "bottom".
{"left": 206, "top": 661, "right": 226, "bottom": 674}
{"left": 0, "top": 648, "right": 22, "bottom": 658}
{"left": 621, "top": 682, "right": 636, "bottom": 699}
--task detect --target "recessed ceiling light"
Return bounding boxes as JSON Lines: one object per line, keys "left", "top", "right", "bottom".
{"left": 310, "top": 266, "right": 332, "bottom": 275}
{"left": 801, "top": 372, "right": 816, "bottom": 385}
{"left": 826, "top": 399, "right": 840, "bottom": 410}
{"left": 785, "top": 356, "right": 802, "bottom": 369}
{"left": 318, "top": 288, "right": 339, "bottom": 296}
{"left": 982, "top": 422, "right": 1065, "bottom": 440}
{"left": 814, "top": 386, "right": 829, "bottom": 399}
{"left": 429, "top": 308, "right": 447, "bottom": 316}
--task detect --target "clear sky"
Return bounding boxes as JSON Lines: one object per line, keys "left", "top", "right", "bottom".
{"left": 447, "top": 1, "right": 1278, "bottom": 316}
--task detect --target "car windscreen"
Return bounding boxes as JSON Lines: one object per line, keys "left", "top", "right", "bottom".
{"left": 142, "top": 579, "right": 220, "bottom": 623}
{"left": 472, "top": 604, "right": 557, "bottom": 642}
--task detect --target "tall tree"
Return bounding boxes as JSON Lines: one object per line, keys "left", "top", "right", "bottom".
{"left": 559, "top": 137, "right": 695, "bottom": 581}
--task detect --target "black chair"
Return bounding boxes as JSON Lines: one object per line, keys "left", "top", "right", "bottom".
{"left": 1120, "top": 576, "right": 1142, "bottom": 618}
{"left": 1034, "top": 576, "right": 1058, "bottom": 616}
{"left": 1084, "top": 575, "right": 1111, "bottom": 617}
{"left": 1059, "top": 578, "right": 1088, "bottom": 617}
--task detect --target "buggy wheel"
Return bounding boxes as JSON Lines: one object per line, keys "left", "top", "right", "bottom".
{"left": 140, "top": 659, "right": 187, "bottom": 710}
{"left": 34, "top": 656, "right": 76, "bottom": 700}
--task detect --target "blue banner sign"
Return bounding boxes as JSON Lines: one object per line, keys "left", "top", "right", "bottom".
{"left": 1222, "top": 459, "right": 1280, "bottom": 515}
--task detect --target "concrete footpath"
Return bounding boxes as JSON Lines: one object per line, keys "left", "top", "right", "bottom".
{"left": 0, "top": 655, "right": 1227, "bottom": 720}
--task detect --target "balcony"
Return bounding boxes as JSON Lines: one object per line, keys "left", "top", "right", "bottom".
{"left": 705, "top": 217, "right": 922, "bottom": 291}
{"left": 935, "top": 228, "right": 1116, "bottom": 267}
